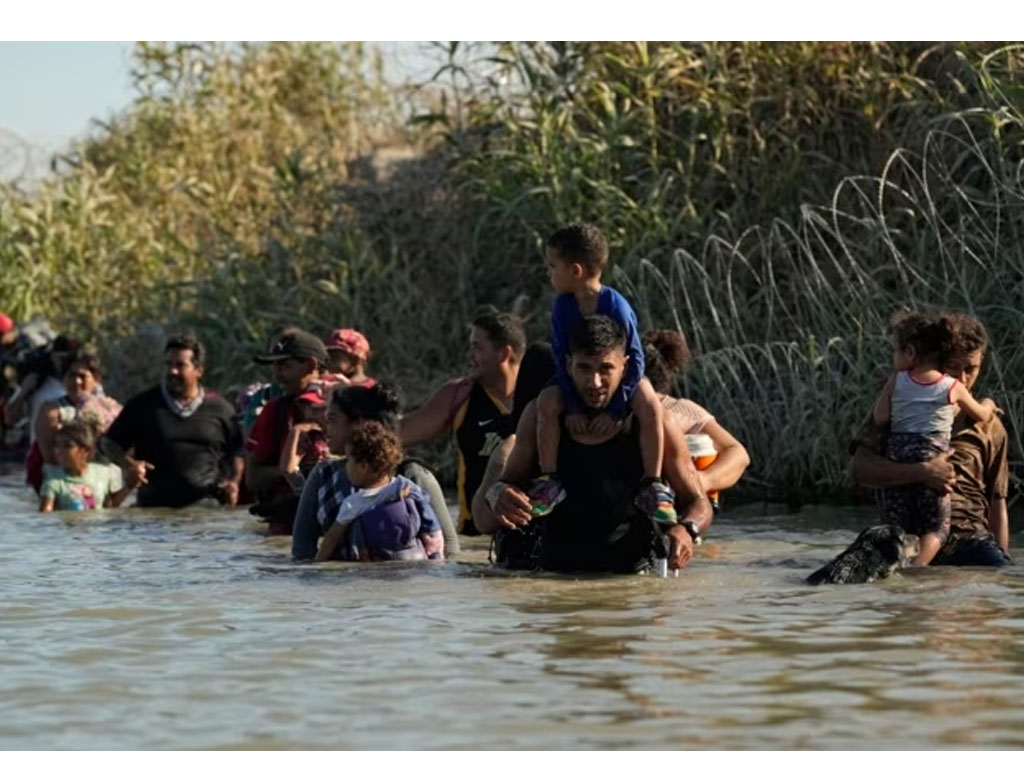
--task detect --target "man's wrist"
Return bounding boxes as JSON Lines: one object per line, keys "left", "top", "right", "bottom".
{"left": 485, "top": 481, "right": 510, "bottom": 511}
{"left": 678, "top": 519, "right": 702, "bottom": 546}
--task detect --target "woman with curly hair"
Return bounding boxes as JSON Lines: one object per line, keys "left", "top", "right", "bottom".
{"left": 643, "top": 329, "right": 749, "bottom": 505}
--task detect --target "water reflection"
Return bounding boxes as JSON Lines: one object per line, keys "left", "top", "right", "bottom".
{"left": 0, "top": 481, "right": 1022, "bottom": 749}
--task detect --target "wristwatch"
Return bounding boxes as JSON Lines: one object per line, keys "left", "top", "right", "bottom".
{"left": 680, "top": 520, "right": 702, "bottom": 546}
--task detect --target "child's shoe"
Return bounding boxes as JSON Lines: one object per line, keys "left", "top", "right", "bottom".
{"left": 636, "top": 477, "right": 677, "bottom": 525}
{"left": 526, "top": 473, "right": 566, "bottom": 517}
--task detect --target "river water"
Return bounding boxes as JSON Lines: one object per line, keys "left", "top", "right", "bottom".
{"left": 1, "top": 470, "right": 1022, "bottom": 750}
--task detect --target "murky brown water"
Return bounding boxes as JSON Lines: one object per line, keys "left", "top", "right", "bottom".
{"left": 1, "top": 469, "right": 1022, "bottom": 749}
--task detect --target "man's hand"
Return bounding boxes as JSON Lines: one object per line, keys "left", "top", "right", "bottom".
{"left": 917, "top": 450, "right": 956, "bottom": 495}
{"left": 565, "top": 414, "right": 589, "bottom": 439}
{"left": 219, "top": 479, "right": 240, "bottom": 507}
{"left": 981, "top": 397, "right": 1004, "bottom": 417}
{"left": 124, "top": 455, "right": 154, "bottom": 490}
{"left": 588, "top": 413, "right": 621, "bottom": 440}
{"left": 493, "top": 484, "right": 533, "bottom": 530}
{"left": 666, "top": 524, "right": 695, "bottom": 570}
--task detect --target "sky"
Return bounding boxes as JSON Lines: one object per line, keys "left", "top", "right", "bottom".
{"left": 0, "top": 42, "right": 135, "bottom": 179}
{"left": 0, "top": 41, "right": 439, "bottom": 183}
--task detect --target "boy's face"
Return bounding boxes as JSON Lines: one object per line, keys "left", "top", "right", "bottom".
{"left": 546, "top": 248, "right": 582, "bottom": 294}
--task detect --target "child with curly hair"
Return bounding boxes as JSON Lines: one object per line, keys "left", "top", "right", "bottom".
{"left": 316, "top": 421, "right": 443, "bottom": 562}
{"left": 872, "top": 310, "right": 999, "bottom": 565}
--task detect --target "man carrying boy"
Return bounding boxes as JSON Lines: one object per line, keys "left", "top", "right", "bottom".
{"left": 489, "top": 315, "right": 712, "bottom": 573}
{"left": 529, "top": 223, "right": 673, "bottom": 523}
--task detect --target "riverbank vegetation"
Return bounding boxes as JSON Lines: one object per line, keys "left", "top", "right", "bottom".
{"left": 2, "top": 41, "right": 1023, "bottom": 501}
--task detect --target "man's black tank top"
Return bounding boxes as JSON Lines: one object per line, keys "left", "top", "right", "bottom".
{"left": 538, "top": 417, "right": 655, "bottom": 573}
{"left": 453, "top": 380, "right": 513, "bottom": 535}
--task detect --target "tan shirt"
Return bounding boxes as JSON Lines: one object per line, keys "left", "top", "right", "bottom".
{"left": 852, "top": 410, "right": 1008, "bottom": 535}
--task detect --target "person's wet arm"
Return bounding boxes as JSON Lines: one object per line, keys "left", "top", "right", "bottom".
{"left": 663, "top": 419, "right": 713, "bottom": 570}
{"left": 399, "top": 380, "right": 466, "bottom": 447}
{"left": 292, "top": 462, "right": 328, "bottom": 561}
{"left": 403, "top": 461, "right": 459, "bottom": 556}
{"left": 472, "top": 435, "right": 515, "bottom": 535}
{"left": 489, "top": 402, "right": 538, "bottom": 531}
{"left": 316, "top": 520, "right": 348, "bottom": 562}
{"left": 851, "top": 444, "right": 955, "bottom": 494}
{"left": 989, "top": 497, "right": 1009, "bottom": 552}
{"left": 698, "top": 420, "right": 750, "bottom": 493}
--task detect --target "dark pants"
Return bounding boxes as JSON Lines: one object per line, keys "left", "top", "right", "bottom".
{"left": 932, "top": 533, "right": 1013, "bottom": 567}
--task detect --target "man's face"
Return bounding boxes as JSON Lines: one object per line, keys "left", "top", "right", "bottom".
{"left": 164, "top": 348, "right": 202, "bottom": 397}
{"left": 568, "top": 346, "right": 628, "bottom": 410}
{"left": 327, "top": 349, "right": 359, "bottom": 377}
{"left": 468, "top": 327, "right": 504, "bottom": 379}
{"left": 944, "top": 348, "right": 984, "bottom": 391}
{"left": 273, "top": 357, "right": 315, "bottom": 396}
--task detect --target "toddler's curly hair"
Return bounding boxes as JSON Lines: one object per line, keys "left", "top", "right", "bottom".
{"left": 346, "top": 421, "right": 403, "bottom": 478}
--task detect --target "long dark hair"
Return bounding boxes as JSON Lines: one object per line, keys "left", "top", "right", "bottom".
{"left": 330, "top": 381, "right": 403, "bottom": 431}
{"left": 643, "top": 329, "right": 692, "bottom": 395}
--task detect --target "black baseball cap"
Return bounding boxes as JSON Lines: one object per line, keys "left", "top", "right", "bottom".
{"left": 254, "top": 330, "right": 327, "bottom": 365}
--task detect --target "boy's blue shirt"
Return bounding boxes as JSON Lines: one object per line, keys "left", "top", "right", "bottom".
{"left": 551, "top": 285, "right": 645, "bottom": 417}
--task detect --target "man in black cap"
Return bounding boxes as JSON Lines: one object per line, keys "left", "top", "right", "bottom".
{"left": 244, "top": 329, "right": 328, "bottom": 506}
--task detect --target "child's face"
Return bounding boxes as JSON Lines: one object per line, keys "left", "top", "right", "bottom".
{"left": 345, "top": 456, "right": 382, "bottom": 489}
{"left": 546, "top": 248, "right": 582, "bottom": 294}
{"left": 892, "top": 344, "right": 916, "bottom": 371}
{"left": 54, "top": 437, "right": 90, "bottom": 474}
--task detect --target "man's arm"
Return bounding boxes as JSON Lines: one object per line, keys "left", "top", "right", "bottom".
{"left": 399, "top": 379, "right": 468, "bottom": 447}
{"left": 850, "top": 444, "right": 955, "bottom": 494}
{"left": 988, "top": 497, "right": 1009, "bottom": 552}
{"left": 487, "top": 401, "right": 539, "bottom": 532}
{"left": 664, "top": 420, "right": 711, "bottom": 522}
{"left": 696, "top": 419, "right": 749, "bottom": 494}
{"left": 471, "top": 436, "right": 515, "bottom": 535}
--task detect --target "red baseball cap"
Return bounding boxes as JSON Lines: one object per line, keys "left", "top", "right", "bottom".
{"left": 0, "top": 313, "right": 14, "bottom": 335}
{"left": 295, "top": 382, "right": 327, "bottom": 406}
{"left": 325, "top": 328, "right": 370, "bottom": 361}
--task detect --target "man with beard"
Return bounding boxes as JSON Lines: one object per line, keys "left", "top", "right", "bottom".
{"left": 102, "top": 333, "right": 243, "bottom": 508}
{"left": 487, "top": 316, "right": 712, "bottom": 573}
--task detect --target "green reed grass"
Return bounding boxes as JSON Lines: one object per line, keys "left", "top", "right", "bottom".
{"left": 2, "top": 41, "right": 1024, "bottom": 498}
